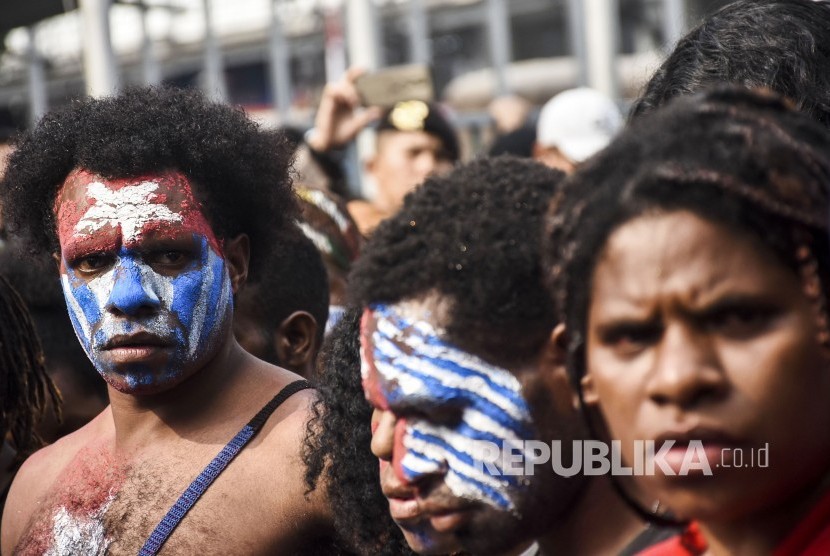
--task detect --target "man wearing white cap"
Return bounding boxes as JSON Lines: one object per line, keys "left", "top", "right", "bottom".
{"left": 533, "top": 87, "right": 623, "bottom": 173}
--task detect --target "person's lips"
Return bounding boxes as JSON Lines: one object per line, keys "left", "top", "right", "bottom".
{"left": 102, "top": 332, "right": 174, "bottom": 363}
{"left": 654, "top": 426, "right": 742, "bottom": 473}
{"left": 382, "top": 481, "right": 423, "bottom": 521}
{"left": 388, "top": 496, "right": 422, "bottom": 521}
{"left": 417, "top": 500, "right": 477, "bottom": 533}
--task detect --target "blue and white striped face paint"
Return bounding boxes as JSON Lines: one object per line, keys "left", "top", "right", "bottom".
{"left": 56, "top": 170, "right": 233, "bottom": 394}
{"left": 361, "top": 303, "right": 536, "bottom": 512}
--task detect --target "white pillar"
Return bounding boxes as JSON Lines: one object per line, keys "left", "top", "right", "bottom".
{"left": 269, "top": 0, "right": 292, "bottom": 118}
{"left": 345, "top": 0, "right": 382, "bottom": 201}
{"left": 27, "top": 27, "right": 48, "bottom": 126}
{"left": 486, "top": 0, "right": 512, "bottom": 95}
{"left": 662, "top": 0, "right": 686, "bottom": 50}
{"left": 407, "top": 0, "right": 430, "bottom": 64}
{"left": 140, "top": 5, "right": 162, "bottom": 85}
{"left": 202, "top": 0, "right": 227, "bottom": 102}
{"left": 80, "top": 0, "right": 119, "bottom": 97}
{"left": 582, "top": 0, "right": 619, "bottom": 99}
{"left": 346, "top": 0, "right": 382, "bottom": 70}
{"left": 566, "top": 0, "right": 587, "bottom": 87}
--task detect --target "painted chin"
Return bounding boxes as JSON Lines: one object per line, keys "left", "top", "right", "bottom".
{"left": 99, "top": 359, "right": 190, "bottom": 394}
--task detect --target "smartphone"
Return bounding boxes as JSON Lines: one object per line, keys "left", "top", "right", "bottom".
{"left": 354, "top": 64, "right": 435, "bottom": 107}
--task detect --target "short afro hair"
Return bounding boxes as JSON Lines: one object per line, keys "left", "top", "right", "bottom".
{"left": 630, "top": 0, "right": 830, "bottom": 128}
{"left": 545, "top": 86, "right": 830, "bottom": 390}
{"left": 0, "top": 87, "right": 298, "bottom": 275}
{"left": 349, "top": 156, "right": 565, "bottom": 367}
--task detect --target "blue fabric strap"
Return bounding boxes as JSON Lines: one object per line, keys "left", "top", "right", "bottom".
{"left": 139, "top": 380, "right": 313, "bottom": 556}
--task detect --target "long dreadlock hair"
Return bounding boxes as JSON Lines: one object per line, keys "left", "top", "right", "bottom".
{"left": 0, "top": 273, "right": 61, "bottom": 463}
{"left": 543, "top": 85, "right": 830, "bottom": 523}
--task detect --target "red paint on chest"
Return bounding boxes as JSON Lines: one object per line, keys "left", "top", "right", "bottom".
{"left": 13, "top": 445, "right": 129, "bottom": 555}
{"left": 52, "top": 445, "right": 128, "bottom": 515}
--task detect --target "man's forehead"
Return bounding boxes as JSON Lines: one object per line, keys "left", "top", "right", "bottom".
{"left": 54, "top": 167, "right": 220, "bottom": 250}
{"left": 57, "top": 168, "right": 196, "bottom": 204}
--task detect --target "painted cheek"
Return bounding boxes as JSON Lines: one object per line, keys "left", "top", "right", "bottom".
{"left": 168, "top": 236, "right": 232, "bottom": 361}
{"left": 61, "top": 266, "right": 104, "bottom": 354}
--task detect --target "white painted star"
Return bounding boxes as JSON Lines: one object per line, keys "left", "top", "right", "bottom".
{"left": 74, "top": 181, "right": 183, "bottom": 242}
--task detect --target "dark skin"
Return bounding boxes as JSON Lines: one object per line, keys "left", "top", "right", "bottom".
{"left": 2, "top": 171, "right": 332, "bottom": 555}
{"left": 234, "top": 308, "right": 320, "bottom": 377}
{"left": 368, "top": 296, "right": 643, "bottom": 556}
{"left": 583, "top": 210, "right": 830, "bottom": 555}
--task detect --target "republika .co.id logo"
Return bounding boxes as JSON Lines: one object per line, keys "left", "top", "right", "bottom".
{"left": 470, "top": 440, "right": 769, "bottom": 477}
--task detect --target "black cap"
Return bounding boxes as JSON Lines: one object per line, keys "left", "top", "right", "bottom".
{"left": 376, "top": 100, "right": 460, "bottom": 161}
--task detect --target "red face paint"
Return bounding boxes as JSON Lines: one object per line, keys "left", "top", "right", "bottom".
{"left": 360, "top": 308, "right": 390, "bottom": 411}
{"left": 393, "top": 417, "right": 411, "bottom": 485}
{"left": 54, "top": 168, "right": 223, "bottom": 263}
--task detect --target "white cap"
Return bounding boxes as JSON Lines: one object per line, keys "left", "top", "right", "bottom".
{"left": 536, "top": 87, "right": 623, "bottom": 163}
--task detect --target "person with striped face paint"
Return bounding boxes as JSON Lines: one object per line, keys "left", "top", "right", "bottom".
{"left": 345, "top": 157, "right": 668, "bottom": 556}
{"left": 0, "top": 88, "right": 336, "bottom": 555}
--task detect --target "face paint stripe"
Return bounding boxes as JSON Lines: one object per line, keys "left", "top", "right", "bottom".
{"left": 408, "top": 425, "right": 525, "bottom": 483}
{"left": 373, "top": 351, "right": 531, "bottom": 435}
{"left": 86, "top": 267, "right": 117, "bottom": 309}
{"left": 196, "top": 244, "right": 230, "bottom": 354}
{"left": 375, "top": 358, "right": 529, "bottom": 439}
{"left": 61, "top": 274, "right": 92, "bottom": 344}
{"left": 373, "top": 333, "right": 527, "bottom": 413}
{"left": 375, "top": 307, "right": 524, "bottom": 392}
{"left": 402, "top": 435, "right": 515, "bottom": 510}
{"left": 183, "top": 238, "right": 214, "bottom": 357}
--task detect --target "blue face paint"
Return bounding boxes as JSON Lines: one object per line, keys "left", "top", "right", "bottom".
{"left": 361, "top": 303, "right": 537, "bottom": 513}
{"left": 61, "top": 235, "right": 233, "bottom": 393}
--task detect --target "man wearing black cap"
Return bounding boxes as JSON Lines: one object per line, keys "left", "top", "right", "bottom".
{"left": 305, "top": 69, "right": 460, "bottom": 235}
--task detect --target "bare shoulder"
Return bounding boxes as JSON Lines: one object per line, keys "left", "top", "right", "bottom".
{"left": 218, "top": 366, "right": 332, "bottom": 551}
{"left": 1, "top": 409, "right": 112, "bottom": 555}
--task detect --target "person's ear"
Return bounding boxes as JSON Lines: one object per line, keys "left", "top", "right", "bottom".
{"left": 538, "top": 323, "right": 578, "bottom": 412}
{"left": 274, "top": 311, "right": 319, "bottom": 376}
{"left": 223, "top": 234, "right": 250, "bottom": 294}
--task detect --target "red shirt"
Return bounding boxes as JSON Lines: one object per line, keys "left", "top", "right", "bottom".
{"left": 638, "top": 490, "right": 830, "bottom": 556}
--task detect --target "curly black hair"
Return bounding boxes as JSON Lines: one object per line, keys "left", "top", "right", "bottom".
{"left": 0, "top": 273, "right": 61, "bottom": 463}
{"left": 349, "top": 156, "right": 565, "bottom": 368}
{"left": 630, "top": 0, "right": 830, "bottom": 127}
{"left": 545, "top": 86, "right": 830, "bottom": 392}
{"left": 303, "top": 307, "right": 415, "bottom": 556}
{"left": 0, "top": 87, "right": 298, "bottom": 276}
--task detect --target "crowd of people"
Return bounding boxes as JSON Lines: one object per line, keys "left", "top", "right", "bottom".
{"left": 0, "top": 0, "right": 830, "bottom": 554}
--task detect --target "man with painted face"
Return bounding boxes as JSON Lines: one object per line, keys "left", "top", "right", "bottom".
{"left": 346, "top": 157, "right": 660, "bottom": 555}
{"left": 0, "top": 88, "right": 334, "bottom": 554}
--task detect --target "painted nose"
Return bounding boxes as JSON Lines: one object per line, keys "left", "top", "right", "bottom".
{"left": 106, "top": 257, "right": 161, "bottom": 316}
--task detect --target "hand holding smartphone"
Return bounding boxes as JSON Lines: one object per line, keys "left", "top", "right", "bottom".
{"left": 354, "top": 64, "right": 435, "bottom": 107}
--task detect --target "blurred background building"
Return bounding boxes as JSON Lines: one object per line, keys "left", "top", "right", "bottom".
{"left": 0, "top": 0, "right": 730, "bottom": 134}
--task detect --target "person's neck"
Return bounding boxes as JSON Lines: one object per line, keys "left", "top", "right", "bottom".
{"left": 700, "top": 476, "right": 830, "bottom": 555}
{"left": 537, "top": 476, "right": 644, "bottom": 555}
{"left": 107, "top": 334, "right": 252, "bottom": 452}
